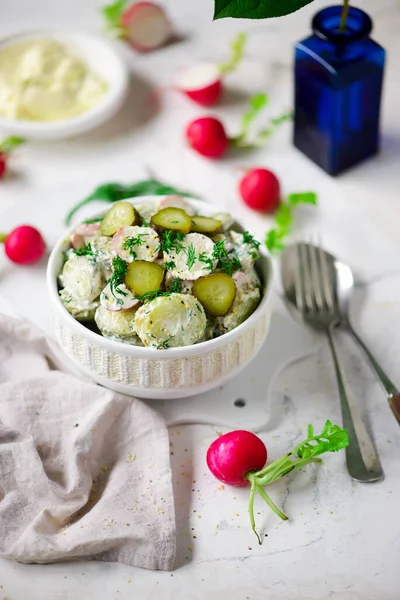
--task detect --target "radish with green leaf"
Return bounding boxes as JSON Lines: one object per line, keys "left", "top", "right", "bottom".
{"left": 207, "top": 420, "right": 348, "bottom": 543}
{"left": 0, "top": 137, "right": 25, "bottom": 180}
{"left": 176, "top": 33, "right": 247, "bottom": 106}
{"left": 102, "top": 0, "right": 172, "bottom": 52}
{"left": 185, "top": 94, "right": 292, "bottom": 158}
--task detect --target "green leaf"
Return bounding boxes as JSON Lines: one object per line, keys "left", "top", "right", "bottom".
{"left": 214, "top": 0, "right": 316, "bottom": 20}
{"left": 0, "top": 136, "right": 25, "bottom": 154}
{"left": 219, "top": 32, "right": 248, "bottom": 74}
{"left": 244, "top": 420, "right": 348, "bottom": 543}
{"left": 237, "top": 93, "right": 268, "bottom": 141}
{"left": 274, "top": 204, "right": 292, "bottom": 229}
{"left": 102, "top": 0, "right": 127, "bottom": 34}
{"left": 65, "top": 179, "right": 196, "bottom": 225}
{"left": 295, "top": 420, "right": 349, "bottom": 460}
{"left": 287, "top": 191, "right": 318, "bottom": 206}
{"left": 265, "top": 228, "right": 287, "bottom": 253}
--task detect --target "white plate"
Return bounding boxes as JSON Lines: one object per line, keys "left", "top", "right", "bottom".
{"left": 0, "top": 30, "right": 129, "bottom": 139}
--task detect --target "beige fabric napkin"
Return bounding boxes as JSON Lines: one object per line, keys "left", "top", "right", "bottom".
{"left": 0, "top": 313, "right": 176, "bottom": 570}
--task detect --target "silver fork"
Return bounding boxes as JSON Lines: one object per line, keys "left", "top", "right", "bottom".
{"left": 293, "top": 242, "right": 383, "bottom": 483}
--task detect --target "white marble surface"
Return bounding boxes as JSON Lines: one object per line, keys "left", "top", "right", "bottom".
{"left": 1, "top": 0, "right": 400, "bottom": 598}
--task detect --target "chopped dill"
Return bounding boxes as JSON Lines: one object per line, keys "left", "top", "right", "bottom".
{"left": 159, "top": 230, "right": 185, "bottom": 254}
{"left": 135, "top": 277, "right": 180, "bottom": 303}
{"left": 72, "top": 243, "right": 95, "bottom": 257}
{"left": 122, "top": 233, "right": 148, "bottom": 259}
{"left": 109, "top": 256, "right": 128, "bottom": 298}
{"left": 157, "top": 336, "right": 174, "bottom": 349}
{"left": 186, "top": 243, "right": 196, "bottom": 270}
{"left": 242, "top": 231, "right": 261, "bottom": 249}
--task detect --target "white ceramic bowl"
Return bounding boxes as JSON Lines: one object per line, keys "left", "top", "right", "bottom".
{"left": 0, "top": 30, "right": 129, "bottom": 140}
{"left": 47, "top": 196, "right": 274, "bottom": 399}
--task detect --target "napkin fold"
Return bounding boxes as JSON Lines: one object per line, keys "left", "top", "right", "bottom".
{"left": 0, "top": 314, "right": 176, "bottom": 570}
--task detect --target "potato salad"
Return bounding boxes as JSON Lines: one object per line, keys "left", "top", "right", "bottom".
{"left": 58, "top": 197, "right": 262, "bottom": 349}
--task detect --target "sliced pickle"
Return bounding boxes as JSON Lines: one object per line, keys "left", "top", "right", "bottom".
{"left": 151, "top": 207, "right": 192, "bottom": 234}
{"left": 125, "top": 260, "right": 164, "bottom": 296}
{"left": 193, "top": 272, "right": 236, "bottom": 317}
{"left": 100, "top": 202, "right": 139, "bottom": 236}
{"left": 191, "top": 216, "right": 222, "bottom": 234}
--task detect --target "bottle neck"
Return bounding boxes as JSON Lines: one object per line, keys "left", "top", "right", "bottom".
{"left": 312, "top": 5, "right": 372, "bottom": 46}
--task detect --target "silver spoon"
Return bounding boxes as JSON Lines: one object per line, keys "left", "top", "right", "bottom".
{"left": 325, "top": 251, "right": 400, "bottom": 426}
{"left": 281, "top": 243, "right": 384, "bottom": 482}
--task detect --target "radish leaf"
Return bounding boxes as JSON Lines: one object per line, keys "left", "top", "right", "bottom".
{"left": 265, "top": 191, "right": 318, "bottom": 254}
{"left": 102, "top": 0, "right": 127, "bottom": 35}
{"left": 219, "top": 32, "right": 247, "bottom": 74}
{"left": 0, "top": 136, "right": 25, "bottom": 154}
{"left": 246, "top": 420, "right": 348, "bottom": 543}
{"left": 287, "top": 191, "right": 318, "bottom": 206}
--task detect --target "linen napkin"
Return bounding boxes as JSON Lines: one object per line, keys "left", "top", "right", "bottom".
{"left": 0, "top": 313, "right": 176, "bottom": 570}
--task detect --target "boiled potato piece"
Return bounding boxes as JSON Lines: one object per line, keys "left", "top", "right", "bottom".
{"left": 62, "top": 255, "right": 102, "bottom": 302}
{"left": 135, "top": 293, "right": 206, "bottom": 348}
{"left": 59, "top": 288, "right": 99, "bottom": 322}
{"left": 95, "top": 305, "right": 138, "bottom": 338}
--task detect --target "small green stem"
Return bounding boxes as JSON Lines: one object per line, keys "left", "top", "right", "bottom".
{"left": 248, "top": 481, "right": 262, "bottom": 545}
{"left": 256, "top": 485, "right": 288, "bottom": 521}
{"left": 0, "top": 233, "right": 7, "bottom": 244}
{"left": 339, "top": 0, "right": 350, "bottom": 32}
{"left": 255, "top": 457, "right": 322, "bottom": 487}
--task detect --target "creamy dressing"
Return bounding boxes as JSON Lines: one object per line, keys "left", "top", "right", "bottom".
{"left": 0, "top": 39, "right": 108, "bottom": 121}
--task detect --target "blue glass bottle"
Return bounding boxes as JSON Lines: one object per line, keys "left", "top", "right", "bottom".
{"left": 294, "top": 6, "right": 385, "bottom": 176}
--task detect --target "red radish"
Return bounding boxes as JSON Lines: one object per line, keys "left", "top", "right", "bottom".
{"left": 176, "top": 63, "right": 222, "bottom": 106}
{"left": 0, "top": 136, "right": 25, "bottom": 180}
{"left": 239, "top": 168, "right": 281, "bottom": 213}
{"left": 186, "top": 117, "right": 229, "bottom": 158}
{"left": 207, "top": 430, "right": 267, "bottom": 487}
{"left": 122, "top": 2, "right": 172, "bottom": 51}
{"left": 176, "top": 33, "right": 247, "bottom": 106}
{"left": 0, "top": 225, "right": 46, "bottom": 265}
{"left": 103, "top": 1, "right": 172, "bottom": 52}
{"left": 0, "top": 155, "right": 6, "bottom": 179}
{"left": 206, "top": 421, "right": 349, "bottom": 544}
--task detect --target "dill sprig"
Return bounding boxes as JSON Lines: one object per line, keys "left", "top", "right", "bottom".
{"left": 122, "top": 233, "right": 148, "bottom": 259}
{"left": 242, "top": 231, "right": 261, "bottom": 260}
{"left": 213, "top": 239, "right": 242, "bottom": 276}
{"left": 242, "top": 231, "right": 261, "bottom": 249}
{"left": 159, "top": 231, "right": 185, "bottom": 254}
{"left": 136, "top": 277, "right": 181, "bottom": 303}
{"left": 186, "top": 243, "right": 196, "bottom": 270}
{"left": 157, "top": 335, "right": 174, "bottom": 350}
{"left": 72, "top": 243, "right": 95, "bottom": 257}
{"left": 199, "top": 239, "right": 242, "bottom": 276}
{"left": 109, "top": 255, "right": 128, "bottom": 298}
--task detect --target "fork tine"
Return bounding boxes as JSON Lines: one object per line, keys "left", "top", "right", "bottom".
{"left": 298, "top": 243, "right": 315, "bottom": 312}
{"left": 293, "top": 245, "right": 304, "bottom": 313}
{"left": 317, "top": 245, "right": 335, "bottom": 313}
{"left": 307, "top": 243, "right": 324, "bottom": 310}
